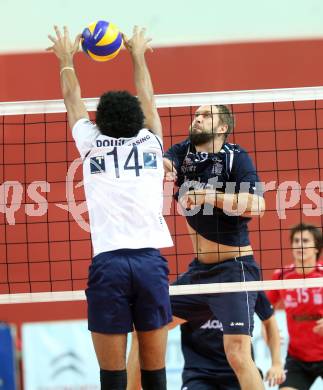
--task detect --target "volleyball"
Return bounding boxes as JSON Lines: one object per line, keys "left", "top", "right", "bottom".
{"left": 81, "top": 20, "right": 123, "bottom": 62}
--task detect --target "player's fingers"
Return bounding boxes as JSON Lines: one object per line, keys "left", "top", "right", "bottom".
{"left": 54, "top": 25, "right": 62, "bottom": 39}
{"left": 45, "top": 46, "right": 54, "bottom": 52}
{"left": 278, "top": 372, "right": 286, "bottom": 384}
{"left": 133, "top": 25, "right": 139, "bottom": 35}
{"left": 48, "top": 34, "right": 57, "bottom": 44}
{"left": 146, "top": 37, "right": 153, "bottom": 52}
{"left": 63, "top": 26, "right": 70, "bottom": 42}
{"left": 121, "top": 33, "right": 130, "bottom": 48}
{"left": 73, "top": 34, "right": 81, "bottom": 51}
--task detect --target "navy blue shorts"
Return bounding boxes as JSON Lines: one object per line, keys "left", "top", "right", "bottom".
{"left": 182, "top": 371, "right": 240, "bottom": 390}
{"left": 86, "top": 248, "right": 172, "bottom": 333}
{"left": 171, "top": 255, "right": 260, "bottom": 335}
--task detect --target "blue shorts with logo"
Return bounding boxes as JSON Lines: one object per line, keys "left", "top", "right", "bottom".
{"left": 86, "top": 248, "right": 172, "bottom": 333}
{"left": 171, "top": 255, "right": 260, "bottom": 335}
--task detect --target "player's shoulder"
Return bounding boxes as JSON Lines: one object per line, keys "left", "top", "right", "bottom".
{"left": 165, "top": 138, "right": 191, "bottom": 155}
{"left": 222, "top": 142, "right": 241, "bottom": 152}
{"left": 316, "top": 262, "right": 323, "bottom": 273}
{"left": 174, "top": 138, "right": 191, "bottom": 149}
{"left": 221, "top": 143, "right": 250, "bottom": 159}
{"left": 272, "top": 263, "right": 296, "bottom": 279}
{"left": 73, "top": 117, "right": 96, "bottom": 131}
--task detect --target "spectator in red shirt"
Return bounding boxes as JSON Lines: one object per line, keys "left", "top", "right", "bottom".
{"left": 267, "top": 222, "right": 323, "bottom": 390}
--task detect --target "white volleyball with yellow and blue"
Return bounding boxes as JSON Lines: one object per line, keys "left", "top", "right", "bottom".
{"left": 81, "top": 20, "right": 123, "bottom": 62}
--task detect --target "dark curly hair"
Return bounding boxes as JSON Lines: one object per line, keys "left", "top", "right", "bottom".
{"left": 96, "top": 91, "right": 145, "bottom": 138}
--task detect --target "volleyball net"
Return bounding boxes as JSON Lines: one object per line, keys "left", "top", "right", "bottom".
{"left": 1, "top": 87, "right": 323, "bottom": 304}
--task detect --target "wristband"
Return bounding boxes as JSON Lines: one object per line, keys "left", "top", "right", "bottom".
{"left": 60, "top": 66, "right": 74, "bottom": 76}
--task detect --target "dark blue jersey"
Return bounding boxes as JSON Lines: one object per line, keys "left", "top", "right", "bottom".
{"left": 164, "top": 139, "right": 262, "bottom": 246}
{"left": 180, "top": 291, "right": 273, "bottom": 380}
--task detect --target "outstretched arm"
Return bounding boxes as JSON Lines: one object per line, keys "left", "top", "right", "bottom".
{"left": 124, "top": 26, "right": 162, "bottom": 139}
{"left": 47, "top": 26, "right": 88, "bottom": 129}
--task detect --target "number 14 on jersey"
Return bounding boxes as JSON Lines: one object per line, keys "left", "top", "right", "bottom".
{"left": 90, "top": 146, "right": 158, "bottom": 177}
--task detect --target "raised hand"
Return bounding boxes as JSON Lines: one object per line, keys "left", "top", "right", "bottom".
{"left": 47, "top": 25, "right": 81, "bottom": 63}
{"left": 122, "top": 25, "right": 153, "bottom": 58}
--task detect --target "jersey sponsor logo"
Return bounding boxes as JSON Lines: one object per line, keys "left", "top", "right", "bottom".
{"left": 230, "top": 322, "right": 244, "bottom": 327}
{"left": 90, "top": 156, "right": 106, "bottom": 174}
{"left": 143, "top": 152, "right": 157, "bottom": 168}
{"left": 200, "top": 319, "right": 223, "bottom": 331}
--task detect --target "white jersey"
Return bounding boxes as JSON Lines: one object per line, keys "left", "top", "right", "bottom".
{"left": 72, "top": 118, "right": 173, "bottom": 255}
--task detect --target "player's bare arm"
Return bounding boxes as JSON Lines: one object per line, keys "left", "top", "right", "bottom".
{"left": 47, "top": 25, "right": 88, "bottom": 129}
{"left": 124, "top": 26, "right": 162, "bottom": 139}
{"left": 262, "top": 316, "right": 285, "bottom": 387}
{"left": 313, "top": 318, "right": 323, "bottom": 336}
{"left": 181, "top": 189, "right": 265, "bottom": 217}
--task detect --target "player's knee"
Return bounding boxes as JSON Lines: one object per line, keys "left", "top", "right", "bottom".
{"left": 141, "top": 368, "right": 166, "bottom": 390}
{"left": 224, "top": 337, "right": 251, "bottom": 372}
{"left": 100, "top": 369, "right": 127, "bottom": 390}
{"left": 225, "top": 349, "right": 247, "bottom": 372}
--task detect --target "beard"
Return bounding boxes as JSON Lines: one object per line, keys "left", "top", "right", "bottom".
{"left": 189, "top": 130, "right": 216, "bottom": 146}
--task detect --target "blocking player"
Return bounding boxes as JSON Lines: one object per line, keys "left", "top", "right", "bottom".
{"left": 47, "top": 26, "right": 173, "bottom": 390}
{"left": 267, "top": 223, "right": 323, "bottom": 390}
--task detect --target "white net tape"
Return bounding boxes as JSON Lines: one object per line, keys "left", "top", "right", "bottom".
{"left": 1, "top": 86, "right": 323, "bottom": 115}
{"left": 0, "top": 278, "right": 322, "bottom": 304}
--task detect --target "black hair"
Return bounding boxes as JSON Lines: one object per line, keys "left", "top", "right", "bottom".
{"left": 96, "top": 90, "right": 145, "bottom": 138}
{"left": 290, "top": 222, "right": 323, "bottom": 260}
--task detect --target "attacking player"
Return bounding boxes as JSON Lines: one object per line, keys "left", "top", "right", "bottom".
{"left": 128, "top": 104, "right": 266, "bottom": 390}
{"left": 267, "top": 223, "right": 323, "bottom": 390}
{"left": 47, "top": 26, "right": 173, "bottom": 390}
